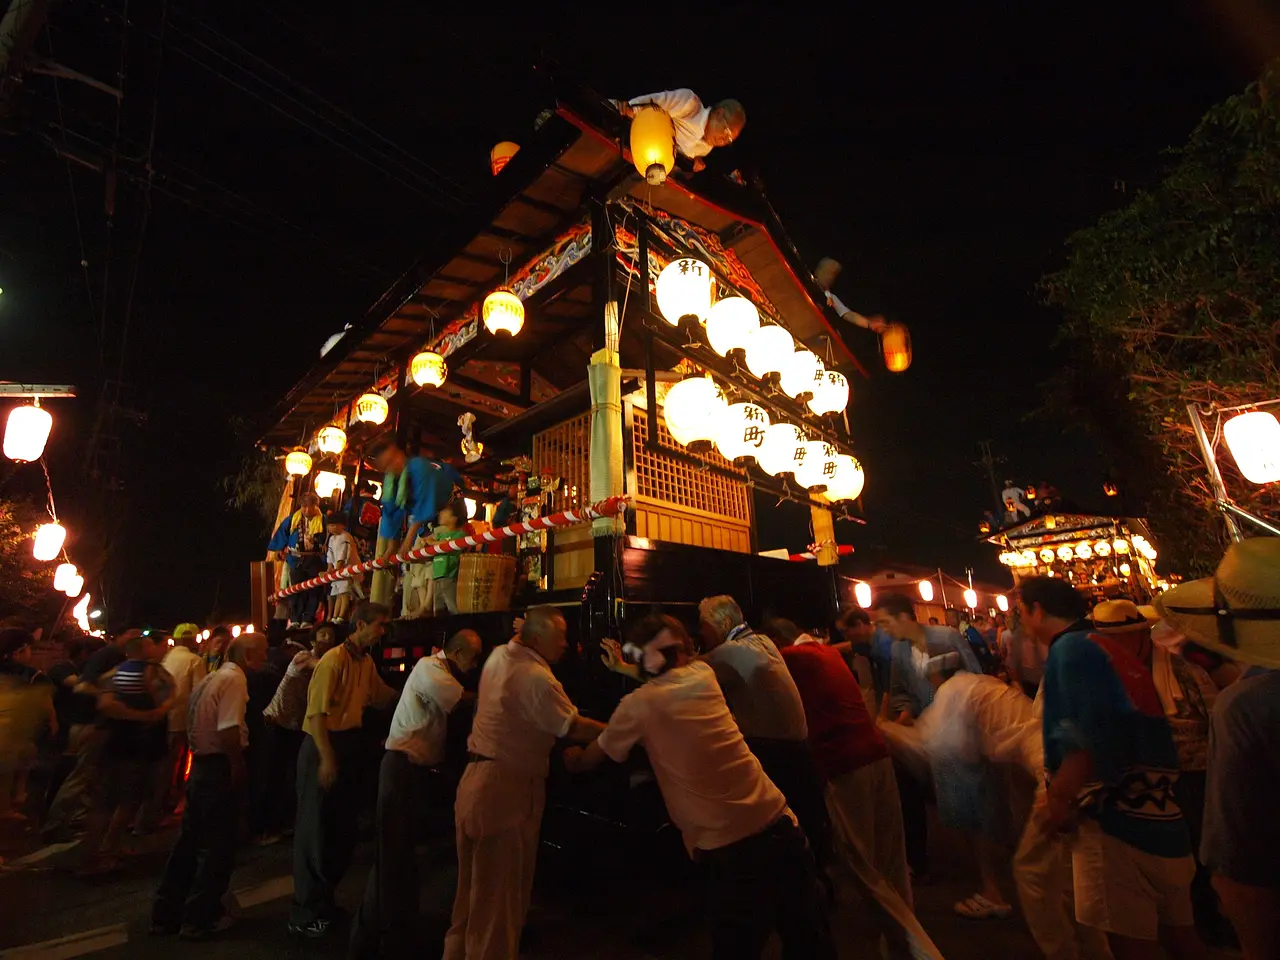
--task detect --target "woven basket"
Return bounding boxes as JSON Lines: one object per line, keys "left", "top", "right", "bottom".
{"left": 457, "top": 554, "right": 517, "bottom": 613}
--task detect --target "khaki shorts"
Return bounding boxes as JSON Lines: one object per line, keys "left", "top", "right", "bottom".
{"left": 1071, "top": 818, "right": 1195, "bottom": 941}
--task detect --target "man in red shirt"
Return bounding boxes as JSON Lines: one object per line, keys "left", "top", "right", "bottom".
{"left": 766, "top": 619, "right": 943, "bottom": 960}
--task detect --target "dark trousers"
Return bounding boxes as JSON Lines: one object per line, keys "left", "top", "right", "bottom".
{"left": 704, "top": 816, "right": 836, "bottom": 960}
{"left": 893, "top": 757, "right": 929, "bottom": 874}
{"left": 291, "top": 731, "right": 363, "bottom": 925}
{"left": 263, "top": 725, "right": 304, "bottom": 835}
{"left": 350, "top": 751, "right": 447, "bottom": 959}
{"left": 152, "top": 754, "right": 238, "bottom": 930}
{"left": 745, "top": 737, "right": 831, "bottom": 870}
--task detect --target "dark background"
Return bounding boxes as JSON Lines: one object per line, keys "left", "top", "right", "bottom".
{"left": 0, "top": 3, "right": 1265, "bottom": 626}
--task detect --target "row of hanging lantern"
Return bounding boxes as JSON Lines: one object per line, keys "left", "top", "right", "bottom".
{"left": 998, "top": 534, "right": 1157, "bottom": 569}
{"left": 655, "top": 258, "right": 852, "bottom": 417}
{"left": 849, "top": 576, "right": 1009, "bottom": 613}
{"left": 662, "top": 375, "right": 866, "bottom": 502}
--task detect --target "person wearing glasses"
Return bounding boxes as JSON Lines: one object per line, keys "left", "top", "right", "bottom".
{"left": 615, "top": 89, "right": 746, "bottom": 172}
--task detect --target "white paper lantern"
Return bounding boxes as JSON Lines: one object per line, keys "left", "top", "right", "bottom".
{"left": 795, "top": 440, "right": 838, "bottom": 490}
{"left": 317, "top": 426, "right": 347, "bottom": 455}
{"left": 4, "top": 403, "right": 53, "bottom": 462}
{"left": 1112, "top": 538, "right": 1130, "bottom": 555}
{"left": 410, "top": 350, "right": 447, "bottom": 387}
{"left": 1224, "top": 410, "right": 1280, "bottom": 483}
{"left": 53, "top": 562, "right": 77, "bottom": 592}
{"left": 996, "top": 594, "right": 1009, "bottom": 613}
{"left": 285, "top": 451, "right": 313, "bottom": 476}
{"left": 744, "top": 325, "right": 795, "bottom": 379}
{"left": 1039, "top": 547, "right": 1055, "bottom": 564}
{"left": 705, "top": 297, "right": 759, "bottom": 356}
{"left": 1056, "top": 544, "right": 1074, "bottom": 561}
{"left": 662, "top": 376, "right": 726, "bottom": 448}
{"left": 963, "top": 588, "right": 978, "bottom": 609}
{"left": 756, "top": 423, "right": 807, "bottom": 477}
{"left": 355, "top": 393, "right": 389, "bottom": 425}
{"left": 808, "top": 370, "right": 850, "bottom": 416}
{"left": 1020, "top": 550, "right": 1037, "bottom": 567}
{"left": 463, "top": 497, "right": 478, "bottom": 520}
{"left": 823, "top": 454, "right": 866, "bottom": 502}
{"left": 854, "top": 582, "right": 873, "bottom": 608}
{"left": 1120, "top": 561, "right": 1132, "bottom": 577}
{"left": 715, "top": 402, "right": 770, "bottom": 462}
{"left": 918, "top": 579, "right": 935, "bottom": 602}
{"left": 1094, "top": 539, "right": 1112, "bottom": 558}
{"left": 779, "top": 349, "right": 824, "bottom": 400}
{"left": 33, "top": 522, "right": 66, "bottom": 562}
{"left": 1075, "top": 542, "right": 1093, "bottom": 560}
{"left": 315, "top": 471, "right": 347, "bottom": 498}
{"left": 64, "top": 573, "right": 84, "bottom": 599}
{"left": 483, "top": 289, "right": 525, "bottom": 336}
{"left": 656, "top": 258, "right": 714, "bottom": 325}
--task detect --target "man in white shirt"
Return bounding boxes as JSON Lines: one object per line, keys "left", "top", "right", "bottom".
{"left": 151, "top": 633, "right": 267, "bottom": 940}
{"left": 698, "top": 595, "right": 832, "bottom": 875}
{"left": 814, "top": 257, "right": 888, "bottom": 334}
{"left": 442, "top": 607, "right": 605, "bottom": 960}
{"left": 150, "top": 622, "right": 207, "bottom": 826}
{"left": 565, "top": 614, "right": 835, "bottom": 959}
{"left": 1001, "top": 480, "right": 1031, "bottom": 519}
{"left": 351, "top": 629, "right": 481, "bottom": 960}
{"left": 615, "top": 88, "right": 746, "bottom": 172}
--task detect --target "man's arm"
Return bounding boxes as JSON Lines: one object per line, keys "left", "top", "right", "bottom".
{"left": 1039, "top": 748, "right": 1094, "bottom": 834}
{"left": 621, "top": 89, "right": 700, "bottom": 120}
{"left": 312, "top": 724, "right": 337, "bottom": 789}
{"left": 827, "top": 291, "right": 887, "bottom": 333}
{"left": 565, "top": 715, "right": 606, "bottom": 743}
{"left": 219, "top": 725, "right": 246, "bottom": 788}
{"left": 97, "top": 691, "right": 166, "bottom": 722}
{"left": 888, "top": 655, "right": 915, "bottom": 723}
{"left": 563, "top": 739, "right": 610, "bottom": 773}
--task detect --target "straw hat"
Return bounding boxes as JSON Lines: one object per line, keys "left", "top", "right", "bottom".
{"left": 1155, "top": 538, "right": 1280, "bottom": 669}
{"left": 1091, "top": 599, "right": 1151, "bottom": 633}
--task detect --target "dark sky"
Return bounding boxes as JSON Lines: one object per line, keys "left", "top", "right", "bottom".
{"left": 0, "top": 2, "right": 1260, "bottom": 625}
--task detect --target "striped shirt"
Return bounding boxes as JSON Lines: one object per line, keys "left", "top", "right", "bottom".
{"left": 264, "top": 650, "right": 318, "bottom": 731}
{"left": 187, "top": 662, "right": 249, "bottom": 754}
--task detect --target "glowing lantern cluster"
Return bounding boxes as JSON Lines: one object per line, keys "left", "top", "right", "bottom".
{"left": 853, "top": 582, "right": 873, "bottom": 609}
{"left": 744, "top": 325, "right": 794, "bottom": 379}
{"left": 716, "top": 402, "right": 770, "bottom": 463}
{"left": 482, "top": 289, "right": 525, "bottom": 336}
{"left": 705, "top": 297, "right": 759, "bottom": 357}
{"left": 808, "top": 371, "right": 850, "bottom": 416}
{"left": 779, "top": 349, "right": 824, "bottom": 401}
{"left": 317, "top": 426, "right": 347, "bottom": 455}
{"left": 285, "top": 451, "right": 313, "bottom": 477}
{"left": 881, "top": 323, "right": 912, "bottom": 373}
{"left": 63, "top": 573, "right": 84, "bottom": 598}
{"left": 662, "top": 376, "right": 726, "bottom": 449}
{"left": 1224, "top": 410, "right": 1280, "bottom": 484}
{"left": 1132, "top": 535, "right": 1158, "bottom": 561}
{"left": 411, "top": 350, "right": 447, "bottom": 388}
{"left": 355, "top": 392, "right": 389, "bottom": 426}
{"left": 315, "top": 471, "right": 346, "bottom": 498}
{"left": 4, "top": 402, "right": 53, "bottom": 463}
{"left": 918, "top": 579, "right": 935, "bottom": 602}
{"left": 656, "top": 258, "right": 714, "bottom": 325}
{"left": 756, "top": 422, "right": 807, "bottom": 477}
{"left": 33, "top": 522, "right": 66, "bottom": 562}
{"left": 72, "top": 593, "right": 91, "bottom": 631}
{"left": 54, "top": 563, "right": 78, "bottom": 592}
{"left": 630, "top": 106, "right": 676, "bottom": 185}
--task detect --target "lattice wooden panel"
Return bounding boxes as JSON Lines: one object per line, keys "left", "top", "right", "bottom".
{"left": 632, "top": 408, "right": 751, "bottom": 522}
{"left": 532, "top": 411, "right": 591, "bottom": 512}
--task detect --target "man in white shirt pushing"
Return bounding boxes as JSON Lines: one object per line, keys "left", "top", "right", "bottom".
{"left": 615, "top": 88, "right": 746, "bottom": 172}
{"left": 566, "top": 614, "right": 835, "bottom": 959}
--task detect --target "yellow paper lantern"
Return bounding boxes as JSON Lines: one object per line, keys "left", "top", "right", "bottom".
{"left": 33, "top": 522, "right": 66, "bottom": 562}
{"left": 744, "top": 325, "right": 795, "bottom": 379}
{"left": 715, "top": 402, "right": 770, "bottom": 463}
{"left": 795, "top": 440, "right": 838, "bottom": 490}
{"left": 483, "top": 288, "right": 524, "bottom": 336}
{"left": 4, "top": 402, "right": 53, "bottom": 462}
{"left": 285, "top": 451, "right": 313, "bottom": 477}
{"left": 823, "top": 454, "right": 866, "bottom": 502}
{"left": 756, "top": 423, "right": 807, "bottom": 477}
{"left": 355, "top": 393, "right": 389, "bottom": 426}
{"left": 854, "top": 582, "right": 873, "bottom": 608}
{"left": 314, "top": 471, "right": 346, "bottom": 498}
{"left": 1039, "top": 547, "right": 1055, "bottom": 564}
{"left": 996, "top": 594, "right": 1009, "bottom": 613}
{"left": 918, "top": 579, "right": 934, "bottom": 602}
{"left": 881, "top": 323, "right": 912, "bottom": 373}
{"left": 317, "top": 426, "right": 347, "bottom": 455}
{"left": 1120, "top": 561, "right": 1132, "bottom": 577}
{"left": 1094, "top": 539, "right": 1112, "bottom": 558}
{"left": 629, "top": 106, "right": 676, "bottom": 185}
{"left": 64, "top": 573, "right": 84, "bottom": 599}
{"left": 656, "top": 258, "right": 714, "bottom": 325}
{"left": 1224, "top": 410, "right": 1280, "bottom": 484}
{"left": 963, "top": 588, "right": 978, "bottom": 609}
{"left": 808, "top": 370, "right": 850, "bottom": 416}
{"left": 662, "top": 376, "right": 726, "bottom": 448}
{"left": 490, "top": 141, "right": 520, "bottom": 176}
{"left": 53, "top": 562, "right": 77, "bottom": 592}
{"left": 410, "top": 350, "right": 447, "bottom": 388}
{"left": 779, "top": 349, "right": 824, "bottom": 400}
{"left": 1112, "top": 538, "right": 1130, "bottom": 555}
{"left": 705, "top": 296, "right": 759, "bottom": 356}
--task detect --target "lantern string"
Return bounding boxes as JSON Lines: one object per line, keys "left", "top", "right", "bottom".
{"left": 39, "top": 458, "right": 59, "bottom": 523}
{"left": 499, "top": 248, "right": 512, "bottom": 286}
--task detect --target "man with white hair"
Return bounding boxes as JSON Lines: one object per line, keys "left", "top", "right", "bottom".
{"left": 615, "top": 89, "right": 746, "bottom": 172}
{"left": 443, "top": 607, "right": 605, "bottom": 960}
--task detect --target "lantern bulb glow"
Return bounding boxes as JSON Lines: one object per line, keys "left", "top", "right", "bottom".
{"left": 314, "top": 470, "right": 347, "bottom": 498}
{"left": 1057, "top": 545, "right": 1074, "bottom": 561}
{"left": 482, "top": 289, "right": 524, "bottom": 336}
{"left": 1224, "top": 410, "right": 1280, "bottom": 484}
{"left": 629, "top": 106, "right": 676, "bottom": 184}
{"left": 854, "top": 582, "right": 873, "bottom": 609}
{"left": 1075, "top": 542, "right": 1093, "bottom": 560}
{"left": 963, "top": 588, "right": 978, "bottom": 609}
{"left": 33, "top": 522, "right": 66, "bottom": 562}
{"left": 317, "top": 426, "right": 347, "bottom": 455}
{"left": 355, "top": 393, "right": 389, "bottom": 426}
{"left": 1094, "top": 540, "right": 1112, "bottom": 557}
{"left": 54, "top": 562, "right": 78, "bottom": 592}
{"left": 1112, "top": 538, "right": 1130, "bottom": 555}
{"left": 285, "top": 451, "right": 313, "bottom": 477}
{"left": 410, "top": 350, "right": 448, "bottom": 388}
{"left": 1039, "top": 547, "right": 1055, "bottom": 564}
{"left": 705, "top": 296, "right": 760, "bottom": 357}
{"left": 996, "top": 594, "right": 1009, "bottom": 613}
{"left": 881, "top": 323, "right": 912, "bottom": 373}
{"left": 1120, "top": 562, "right": 1132, "bottom": 577}
{"left": 63, "top": 573, "right": 84, "bottom": 598}
{"left": 918, "top": 579, "right": 935, "bottom": 602}
{"left": 232, "top": 625, "right": 242, "bottom": 638}
{"left": 744, "top": 325, "right": 795, "bottom": 379}
{"left": 72, "top": 593, "right": 91, "bottom": 630}
{"left": 662, "top": 376, "right": 726, "bottom": 448}
{"left": 823, "top": 455, "right": 865, "bottom": 502}
{"left": 4, "top": 402, "right": 53, "bottom": 462}
{"left": 463, "top": 497, "right": 478, "bottom": 520}
{"left": 656, "top": 258, "right": 714, "bottom": 325}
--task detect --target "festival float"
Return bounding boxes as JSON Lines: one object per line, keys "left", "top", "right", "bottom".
{"left": 254, "top": 84, "right": 875, "bottom": 675}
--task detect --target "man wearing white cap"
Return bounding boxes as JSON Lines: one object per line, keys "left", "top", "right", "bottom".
{"left": 1158, "top": 538, "right": 1280, "bottom": 960}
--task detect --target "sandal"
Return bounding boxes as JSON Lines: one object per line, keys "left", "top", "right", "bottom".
{"left": 954, "top": 894, "right": 1013, "bottom": 920}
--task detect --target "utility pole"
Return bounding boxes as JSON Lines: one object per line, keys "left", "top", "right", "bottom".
{"left": 975, "top": 440, "right": 1005, "bottom": 514}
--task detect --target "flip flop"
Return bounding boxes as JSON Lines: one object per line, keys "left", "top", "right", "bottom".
{"left": 954, "top": 894, "right": 1014, "bottom": 919}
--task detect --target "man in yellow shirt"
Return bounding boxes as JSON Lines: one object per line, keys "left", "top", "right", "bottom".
{"left": 289, "top": 601, "right": 396, "bottom": 939}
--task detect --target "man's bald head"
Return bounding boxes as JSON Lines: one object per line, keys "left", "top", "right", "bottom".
{"left": 444, "top": 629, "right": 483, "bottom": 671}
{"left": 520, "top": 605, "right": 568, "bottom": 664}
{"left": 227, "top": 632, "right": 268, "bottom": 672}
{"left": 705, "top": 99, "right": 746, "bottom": 148}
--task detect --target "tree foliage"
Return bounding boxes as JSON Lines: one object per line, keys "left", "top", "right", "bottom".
{"left": 222, "top": 446, "right": 287, "bottom": 536}
{"left": 0, "top": 499, "right": 61, "bottom": 630}
{"left": 1042, "top": 61, "right": 1280, "bottom": 574}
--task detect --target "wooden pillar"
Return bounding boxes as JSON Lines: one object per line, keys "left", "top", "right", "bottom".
{"left": 588, "top": 197, "right": 623, "bottom": 577}
{"left": 811, "top": 504, "right": 838, "bottom": 566}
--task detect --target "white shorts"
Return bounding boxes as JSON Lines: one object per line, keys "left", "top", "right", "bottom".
{"left": 1071, "top": 818, "right": 1195, "bottom": 940}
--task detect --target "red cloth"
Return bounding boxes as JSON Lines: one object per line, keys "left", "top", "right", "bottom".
{"left": 780, "top": 642, "right": 888, "bottom": 783}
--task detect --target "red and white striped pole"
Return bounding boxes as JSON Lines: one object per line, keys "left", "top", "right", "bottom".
{"left": 272, "top": 495, "right": 630, "bottom": 600}
{"left": 787, "top": 543, "right": 854, "bottom": 562}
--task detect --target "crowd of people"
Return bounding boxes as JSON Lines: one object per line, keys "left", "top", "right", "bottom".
{"left": 0, "top": 536, "right": 1276, "bottom": 959}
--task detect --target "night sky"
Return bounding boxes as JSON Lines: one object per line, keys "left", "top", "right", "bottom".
{"left": 0, "top": 2, "right": 1262, "bottom": 626}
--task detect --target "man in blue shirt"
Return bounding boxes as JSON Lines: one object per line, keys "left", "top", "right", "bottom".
{"left": 267, "top": 494, "right": 325, "bottom": 625}
{"left": 368, "top": 441, "right": 461, "bottom": 608}
{"left": 1026, "top": 576, "right": 1203, "bottom": 960}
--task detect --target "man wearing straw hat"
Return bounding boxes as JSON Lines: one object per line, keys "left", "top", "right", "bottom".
{"left": 1157, "top": 538, "right": 1280, "bottom": 960}
{"left": 1034, "top": 580, "right": 1205, "bottom": 959}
